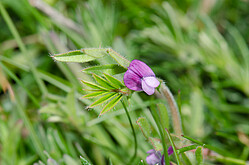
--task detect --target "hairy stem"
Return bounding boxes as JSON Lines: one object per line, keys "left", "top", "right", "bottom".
{"left": 159, "top": 83, "right": 183, "bottom": 135}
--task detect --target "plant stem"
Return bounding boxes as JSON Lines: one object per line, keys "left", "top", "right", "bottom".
{"left": 150, "top": 106, "right": 170, "bottom": 165}
{"left": 165, "top": 128, "right": 181, "bottom": 165}
{"left": 121, "top": 98, "right": 137, "bottom": 164}
{"left": 177, "top": 145, "right": 199, "bottom": 154}
{"left": 160, "top": 83, "right": 183, "bottom": 135}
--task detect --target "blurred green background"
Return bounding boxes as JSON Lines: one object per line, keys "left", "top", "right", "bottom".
{"left": 0, "top": 0, "right": 249, "bottom": 164}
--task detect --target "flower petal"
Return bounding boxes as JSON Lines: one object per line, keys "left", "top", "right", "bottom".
{"left": 128, "top": 60, "right": 155, "bottom": 78}
{"left": 142, "top": 79, "right": 155, "bottom": 95}
{"left": 143, "top": 76, "right": 160, "bottom": 88}
{"left": 123, "top": 69, "right": 142, "bottom": 91}
{"left": 147, "top": 149, "right": 156, "bottom": 154}
{"left": 146, "top": 151, "right": 161, "bottom": 165}
{"left": 168, "top": 146, "right": 173, "bottom": 156}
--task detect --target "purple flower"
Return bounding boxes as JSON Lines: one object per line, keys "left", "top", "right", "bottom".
{"left": 123, "top": 60, "right": 160, "bottom": 95}
{"left": 146, "top": 146, "right": 173, "bottom": 165}
{"left": 146, "top": 149, "right": 162, "bottom": 165}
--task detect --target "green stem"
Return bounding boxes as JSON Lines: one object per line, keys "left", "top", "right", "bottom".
{"left": 121, "top": 98, "right": 137, "bottom": 164}
{"left": 177, "top": 145, "right": 199, "bottom": 154}
{"left": 0, "top": 2, "right": 47, "bottom": 96}
{"left": 165, "top": 128, "right": 181, "bottom": 165}
{"left": 150, "top": 106, "right": 170, "bottom": 165}
{"left": 182, "top": 135, "right": 232, "bottom": 157}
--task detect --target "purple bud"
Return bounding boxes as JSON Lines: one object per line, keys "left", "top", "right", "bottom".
{"left": 167, "top": 146, "right": 173, "bottom": 156}
{"left": 124, "top": 60, "right": 160, "bottom": 95}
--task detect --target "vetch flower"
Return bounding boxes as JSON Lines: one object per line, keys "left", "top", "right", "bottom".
{"left": 146, "top": 149, "right": 162, "bottom": 165}
{"left": 123, "top": 60, "right": 160, "bottom": 95}
{"left": 146, "top": 146, "right": 173, "bottom": 165}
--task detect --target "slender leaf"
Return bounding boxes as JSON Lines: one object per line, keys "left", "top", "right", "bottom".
{"left": 177, "top": 145, "right": 199, "bottom": 154}
{"left": 63, "top": 155, "right": 79, "bottom": 165}
{"left": 104, "top": 73, "right": 124, "bottom": 89}
{"left": 39, "top": 103, "right": 63, "bottom": 116}
{"left": 82, "top": 64, "right": 127, "bottom": 75}
{"left": 81, "top": 80, "right": 107, "bottom": 90}
{"left": 89, "top": 92, "right": 117, "bottom": 108}
{"left": 181, "top": 153, "right": 192, "bottom": 165}
{"left": 80, "top": 156, "right": 92, "bottom": 165}
{"left": 100, "top": 94, "right": 122, "bottom": 116}
{"left": 108, "top": 158, "right": 113, "bottom": 165}
{"left": 47, "top": 159, "right": 58, "bottom": 165}
{"left": 52, "top": 49, "right": 105, "bottom": 63}
{"left": 93, "top": 74, "right": 115, "bottom": 89}
{"left": 82, "top": 91, "right": 109, "bottom": 99}
{"left": 136, "top": 117, "right": 151, "bottom": 139}
{"left": 83, "top": 48, "right": 109, "bottom": 58}
{"left": 52, "top": 48, "right": 130, "bottom": 68}
{"left": 157, "top": 103, "right": 169, "bottom": 130}
{"left": 106, "top": 48, "right": 130, "bottom": 68}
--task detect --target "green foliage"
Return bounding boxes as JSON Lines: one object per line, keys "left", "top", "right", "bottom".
{"left": 0, "top": 0, "right": 249, "bottom": 164}
{"left": 52, "top": 48, "right": 130, "bottom": 68}
{"left": 52, "top": 49, "right": 106, "bottom": 63}
{"left": 81, "top": 74, "right": 126, "bottom": 116}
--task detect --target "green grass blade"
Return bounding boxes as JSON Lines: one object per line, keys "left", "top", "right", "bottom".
{"left": 14, "top": 92, "right": 45, "bottom": 161}
{"left": 0, "top": 2, "right": 47, "bottom": 95}
{"left": 80, "top": 156, "right": 92, "bottom": 165}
